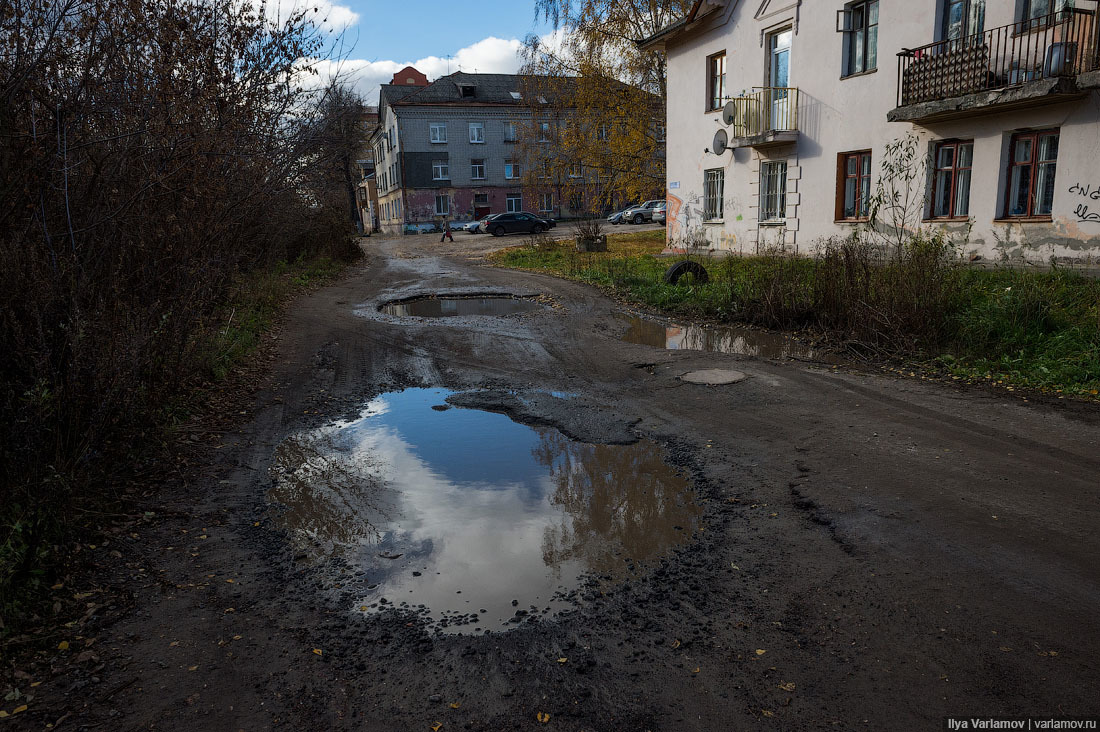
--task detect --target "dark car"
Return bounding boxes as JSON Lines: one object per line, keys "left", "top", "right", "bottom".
{"left": 484, "top": 212, "right": 556, "bottom": 237}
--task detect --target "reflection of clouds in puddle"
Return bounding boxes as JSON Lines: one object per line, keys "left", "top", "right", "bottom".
{"left": 269, "top": 388, "right": 699, "bottom": 630}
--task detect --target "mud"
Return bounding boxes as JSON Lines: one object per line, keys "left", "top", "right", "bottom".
{"left": 16, "top": 234, "right": 1100, "bottom": 731}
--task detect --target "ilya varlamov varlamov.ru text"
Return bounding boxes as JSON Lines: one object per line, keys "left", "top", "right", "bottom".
{"left": 946, "top": 720, "right": 1098, "bottom": 730}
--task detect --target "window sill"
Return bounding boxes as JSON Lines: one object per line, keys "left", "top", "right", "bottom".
{"left": 703, "top": 219, "right": 724, "bottom": 225}
{"left": 840, "top": 68, "right": 878, "bottom": 80}
{"left": 922, "top": 216, "right": 971, "bottom": 223}
{"left": 759, "top": 219, "right": 787, "bottom": 226}
{"left": 469, "top": 141, "right": 485, "bottom": 144}
{"left": 993, "top": 216, "right": 1053, "bottom": 224}
{"left": 430, "top": 141, "right": 447, "bottom": 144}
{"left": 834, "top": 218, "right": 869, "bottom": 224}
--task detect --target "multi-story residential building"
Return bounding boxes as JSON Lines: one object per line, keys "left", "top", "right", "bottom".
{"left": 643, "top": 0, "right": 1100, "bottom": 260}
{"left": 356, "top": 109, "right": 380, "bottom": 234}
{"left": 370, "top": 68, "right": 609, "bottom": 235}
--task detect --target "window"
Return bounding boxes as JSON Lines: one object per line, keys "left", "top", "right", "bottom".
{"left": 503, "top": 121, "right": 517, "bottom": 142}
{"left": 506, "top": 194, "right": 522, "bottom": 213}
{"left": 655, "top": 122, "right": 666, "bottom": 142}
{"left": 1005, "top": 130, "right": 1058, "bottom": 218}
{"left": 471, "top": 159, "right": 486, "bottom": 179}
{"left": 537, "top": 161, "right": 551, "bottom": 179}
{"left": 474, "top": 193, "right": 488, "bottom": 205}
{"left": 760, "top": 161, "right": 788, "bottom": 222}
{"left": 707, "top": 52, "right": 727, "bottom": 111}
{"left": 837, "top": 151, "right": 872, "bottom": 220}
{"left": 931, "top": 141, "right": 973, "bottom": 219}
{"left": 538, "top": 122, "right": 551, "bottom": 142}
{"left": 396, "top": 199, "right": 402, "bottom": 219}
{"left": 1022, "top": 0, "right": 1071, "bottom": 25}
{"left": 539, "top": 193, "right": 554, "bottom": 212}
{"left": 597, "top": 125, "right": 610, "bottom": 142}
{"left": 569, "top": 164, "right": 583, "bottom": 178}
{"left": 460, "top": 84, "right": 476, "bottom": 98}
{"left": 430, "top": 122, "right": 447, "bottom": 143}
{"left": 435, "top": 194, "right": 450, "bottom": 216}
{"left": 942, "top": 0, "right": 984, "bottom": 41}
{"left": 703, "top": 169, "right": 725, "bottom": 221}
{"left": 469, "top": 122, "right": 484, "bottom": 143}
{"left": 432, "top": 160, "right": 449, "bottom": 180}
{"left": 569, "top": 193, "right": 583, "bottom": 210}
{"left": 505, "top": 159, "right": 521, "bottom": 179}
{"left": 841, "top": 1, "right": 878, "bottom": 76}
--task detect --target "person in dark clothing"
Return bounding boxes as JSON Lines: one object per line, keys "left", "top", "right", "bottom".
{"left": 440, "top": 218, "right": 454, "bottom": 242}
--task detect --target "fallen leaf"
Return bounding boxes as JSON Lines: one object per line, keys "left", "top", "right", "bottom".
{"left": 312, "top": 648, "right": 323, "bottom": 656}
{"left": 537, "top": 712, "right": 551, "bottom": 723}
{"left": 0, "top": 711, "right": 7, "bottom": 718}
{"left": 778, "top": 682, "right": 795, "bottom": 692}
{"left": 57, "top": 641, "right": 69, "bottom": 651}
{"left": 13, "top": 706, "right": 27, "bottom": 714}
{"left": 188, "top": 665, "right": 198, "bottom": 672}
{"left": 449, "top": 702, "right": 460, "bottom": 709}
{"left": 430, "top": 723, "right": 442, "bottom": 732}
{"left": 226, "top": 578, "right": 235, "bottom": 583}
{"left": 692, "top": 667, "right": 700, "bottom": 673}
{"left": 233, "top": 635, "right": 242, "bottom": 640}
{"left": 761, "top": 710, "right": 775, "bottom": 717}
{"left": 253, "top": 522, "right": 260, "bottom": 526}
{"left": 755, "top": 649, "right": 766, "bottom": 656}
{"left": 359, "top": 606, "right": 368, "bottom": 612}
{"left": 29, "top": 683, "right": 41, "bottom": 688}
{"left": 670, "top": 639, "right": 681, "bottom": 649}
{"left": 557, "top": 657, "right": 568, "bottom": 664}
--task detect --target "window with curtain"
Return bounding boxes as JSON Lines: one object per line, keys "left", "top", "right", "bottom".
{"left": 1005, "top": 130, "right": 1058, "bottom": 218}
{"left": 931, "top": 141, "right": 973, "bottom": 219}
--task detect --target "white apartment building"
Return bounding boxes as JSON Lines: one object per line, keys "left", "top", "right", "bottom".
{"left": 642, "top": 0, "right": 1100, "bottom": 260}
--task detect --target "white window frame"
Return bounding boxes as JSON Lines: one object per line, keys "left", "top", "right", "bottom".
{"left": 505, "top": 160, "right": 520, "bottom": 180}
{"left": 435, "top": 194, "right": 450, "bottom": 216}
{"left": 759, "top": 161, "right": 788, "bottom": 223}
{"left": 538, "top": 122, "right": 551, "bottom": 142}
{"left": 470, "top": 159, "right": 486, "bottom": 180}
{"left": 569, "top": 164, "right": 583, "bottom": 178}
{"left": 506, "top": 194, "right": 522, "bottom": 213}
{"left": 469, "top": 122, "right": 485, "bottom": 143}
{"left": 432, "top": 160, "right": 449, "bottom": 180}
{"left": 704, "top": 168, "right": 725, "bottom": 221}
{"left": 538, "top": 193, "right": 554, "bottom": 213}
{"left": 503, "top": 121, "right": 517, "bottom": 142}
{"left": 430, "top": 122, "right": 447, "bottom": 143}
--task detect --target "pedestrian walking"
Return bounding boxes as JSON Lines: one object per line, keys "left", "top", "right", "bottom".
{"left": 440, "top": 218, "right": 454, "bottom": 243}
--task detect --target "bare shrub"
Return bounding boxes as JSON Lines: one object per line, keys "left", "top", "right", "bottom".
{"left": 575, "top": 216, "right": 604, "bottom": 241}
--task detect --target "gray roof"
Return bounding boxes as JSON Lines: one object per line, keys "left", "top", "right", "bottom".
{"left": 389, "top": 72, "right": 530, "bottom": 106}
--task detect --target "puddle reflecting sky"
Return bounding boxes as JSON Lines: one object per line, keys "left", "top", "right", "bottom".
{"left": 270, "top": 389, "right": 699, "bottom": 632}
{"left": 615, "top": 312, "right": 833, "bottom": 362}
{"left": 381, "top": 296, "right": 541, "bottom": 317}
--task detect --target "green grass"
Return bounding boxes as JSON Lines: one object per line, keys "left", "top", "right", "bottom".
{"left": 491, "top": 233, "right": 1100, "bottom": 397}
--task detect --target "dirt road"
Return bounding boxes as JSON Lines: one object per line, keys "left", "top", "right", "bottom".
{"left": 17, "top": 234, "right": 1100, "bottom": 731}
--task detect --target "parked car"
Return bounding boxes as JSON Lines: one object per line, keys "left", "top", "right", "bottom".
{"left": 463, "top": 216, "right": 492, "bottom": 233}
{"left": 606, "top": 207, "right": 634, "bottom": 225}
{"left": 483, "top": 212, "right": 556, "bottom": 237}
{"left": 652, "top": 202, "right": 667, "bottom": 225}
{"left": 621, "top": 200, "right": 664, "bottom": 224}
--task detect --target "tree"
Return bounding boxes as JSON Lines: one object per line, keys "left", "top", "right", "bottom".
{"left": 519, "top": 0, "right": 692, "bottom": 210}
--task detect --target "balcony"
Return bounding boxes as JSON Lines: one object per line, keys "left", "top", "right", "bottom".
{"left": 725, "top": 87, "right": 799, "bottom": 148}
{"left": 890, "top": 8, "right": 1100, "bottom": 124}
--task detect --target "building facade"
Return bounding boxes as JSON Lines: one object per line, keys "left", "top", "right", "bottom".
{"left": 371, "top": 69, "right": 607, "bottom": 235}
{"left": 645, "top": 0, "right": 1100, "bottom": 260}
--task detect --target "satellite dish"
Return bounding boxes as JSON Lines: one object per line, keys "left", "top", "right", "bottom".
{"left": 722, "top": 101, "right": 739, "bottom": 126}
{"left": 712, "top": 128, "right": 728, "bottom": 155}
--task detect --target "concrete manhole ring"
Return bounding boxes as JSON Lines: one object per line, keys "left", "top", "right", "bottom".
{"left": 680, "top": 368, "right": 748, "bottom": 385}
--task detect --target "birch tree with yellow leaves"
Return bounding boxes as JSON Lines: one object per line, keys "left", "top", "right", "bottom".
{"left": 519, "top": 0, "right": 693, "bottom": 212}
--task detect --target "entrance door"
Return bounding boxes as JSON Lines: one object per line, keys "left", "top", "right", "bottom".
{"left": 769, "top": 29, "right": 792, "bottom": 130}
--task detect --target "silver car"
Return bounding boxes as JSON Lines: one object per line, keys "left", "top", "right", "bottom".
{"left": 651, "top": 202, "right": 667, "bottom": 225}
{"left": 621, "top": 200, "right": 664, "bottom": 224}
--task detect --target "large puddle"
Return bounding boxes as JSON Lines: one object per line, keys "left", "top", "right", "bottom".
{"left": 381, "top": 296, "right": 540, "bottom": 318}
{"left": 615, "top": 312, "right": 833, "bottom": 362}
{"left": 269, "top": 388, "right": 700, "bottom": 633}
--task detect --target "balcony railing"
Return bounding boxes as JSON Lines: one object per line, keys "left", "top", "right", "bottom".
{"left": 896, "top": 9, "right": 1100, "bottom": 107}
{"left": 726, "top": 87, "right": 799, "bottom": 141}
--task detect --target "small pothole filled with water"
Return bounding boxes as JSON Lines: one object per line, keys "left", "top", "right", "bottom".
{"left": 269, "top": 388, "right": 700, "bottom": 633}
{"left": 381, "top": 295, "right": 541, "bottom": 318}
{"left": 615, "top": 312, "right": 834, "bottom": 362}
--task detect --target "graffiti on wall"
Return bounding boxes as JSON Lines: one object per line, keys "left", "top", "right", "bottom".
{"left": 1067, "top": 182, "right": 1100, "bottom": 223}
{"left": 667, "top": 190, "right": 740, "bottom": 249}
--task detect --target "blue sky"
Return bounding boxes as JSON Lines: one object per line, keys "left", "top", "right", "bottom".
{"left": 304, "top": 0, "right": 554, "bottom": 102}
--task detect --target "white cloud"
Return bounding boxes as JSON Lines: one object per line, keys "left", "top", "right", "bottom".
{"left": 305, "top": 35, "right": 531, "bottom": 104}
{"left": 263, "top": 0, "right": 359, "bottom": 32}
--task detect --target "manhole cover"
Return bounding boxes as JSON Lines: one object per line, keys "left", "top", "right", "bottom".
{"left": 680, "top": 369, "right": 748, "bottom": 385}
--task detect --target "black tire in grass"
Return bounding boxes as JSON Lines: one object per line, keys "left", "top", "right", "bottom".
{"left": 663, "top": 260, "right": 710, "bottom": 285}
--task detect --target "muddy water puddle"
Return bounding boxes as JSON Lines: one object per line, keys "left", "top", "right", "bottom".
{"left": 381, "top": 295, "right": 540, "bottom": 317}
{"left": 269, "top": 388, "right": 699, "bottom": 633}
{"left": 615, "top": 312, "right": 833, "bottom": 362}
